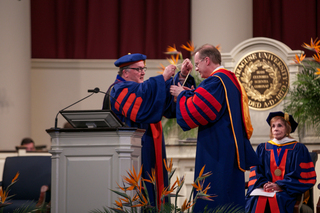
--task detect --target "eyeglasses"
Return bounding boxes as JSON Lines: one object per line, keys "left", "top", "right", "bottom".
{"left": 128, "top": 67, "right": 147, "bottom": 73}
{"left": 195, "top": 58, "right": 206, "bottom": 68}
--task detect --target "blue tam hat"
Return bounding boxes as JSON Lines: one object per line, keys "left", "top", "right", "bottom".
{"left": 114, "top": 53, "right": 147, "bottom": 67}
{"left": 266, "top": 111, "right": 298, "bottom": 133}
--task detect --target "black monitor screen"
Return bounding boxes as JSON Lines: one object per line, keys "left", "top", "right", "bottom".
{"left": 60, "top": 110, "right": 124, "bottom": 128}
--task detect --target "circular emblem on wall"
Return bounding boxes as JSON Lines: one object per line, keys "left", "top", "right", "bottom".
{"left": 234, "top": 51, "right": 289, "bottom": 110}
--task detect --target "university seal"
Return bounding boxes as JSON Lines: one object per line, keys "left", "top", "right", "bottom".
{"left": 234, "top": 51, "right": 289, "bottom": 110}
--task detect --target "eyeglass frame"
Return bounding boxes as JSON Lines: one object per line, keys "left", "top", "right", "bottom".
{"left": 195, "top": 57, "right": 206, "bottom": 68}
{"left": 127, "top": 67, "right": 147, "bottom": 73}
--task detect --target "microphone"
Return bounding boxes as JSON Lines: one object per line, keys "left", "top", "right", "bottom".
{"left": 88, "top": 87, "right": 100, "bottom": 93}
{"left": 54, "top": 88, "right": 102, "bottom": 129}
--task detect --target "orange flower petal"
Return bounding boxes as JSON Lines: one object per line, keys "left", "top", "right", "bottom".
{"left": 181, "top": 41, "right": 195, "bottom": 52}
{"left": 293, "top": 54, "right": 306, "bottom": 64}
{"left": 313, "top": 52, "right": 320, "bottom": 63}
{"left": 11, "top": 172, "right": 19, "bottom": 183}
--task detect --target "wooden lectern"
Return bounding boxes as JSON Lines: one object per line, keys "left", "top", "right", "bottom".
{"left": 46, "top": 127, "right": 144, "bottom": 213}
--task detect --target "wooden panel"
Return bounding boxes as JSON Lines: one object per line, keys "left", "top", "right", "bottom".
{"left": 66, "top": 156, "right": 113, "bottom": 213}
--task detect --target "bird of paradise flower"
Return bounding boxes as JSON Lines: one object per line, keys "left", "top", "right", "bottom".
{"left": 0, "top": 172, "right": 19, "bottom": 210}
{"left": 93, "top": 160, "right": 214, "bottom": 213}
{"left": 285, "top": 38, "right": 320, "bottom": 137}
{"left": 302, "top": 38, "right": 320, "bottom": 53}
{"left": 159, "top": 41, "right": 221, "bottom": 86}
{"left": 293, "top": 38, "right": 320, "bottom": 80}
{"left": 293, "top": 54, "right": 306, "bottom": 64}
{"left": 159, "top": 41, "right": 195, "bottom": 74}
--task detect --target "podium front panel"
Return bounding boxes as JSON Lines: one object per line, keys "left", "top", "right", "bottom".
{"left": 46, "top": 128, "right": 144, "bottom": 213}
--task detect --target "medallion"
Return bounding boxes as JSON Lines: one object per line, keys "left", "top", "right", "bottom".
{"left": 234, "top": 51, "right": 290, "bottom": 110}
{"left": 274, "top": 168, "right": 282, "bottom": 176}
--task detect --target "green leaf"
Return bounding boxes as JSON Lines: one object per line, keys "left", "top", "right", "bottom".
{"left": 110, "top": 189, "right": 130, "bottom": 199}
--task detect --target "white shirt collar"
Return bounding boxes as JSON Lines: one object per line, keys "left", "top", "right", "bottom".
{"left": 213, "top": 65, "right": 224, "bottom": 72}
{"left": 272, "top": 137, "right": 296, "bottom": 144}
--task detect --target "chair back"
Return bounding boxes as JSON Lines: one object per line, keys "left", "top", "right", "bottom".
{"left": 306, "top": 151, "right": 318, "bottom": 211}
{"left": 1, "top": 156, "right": 51, "bottom": 201}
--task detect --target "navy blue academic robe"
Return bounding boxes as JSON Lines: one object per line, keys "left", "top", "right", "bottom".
{"left": 103, "top": 72, "right": 195, "bottom": 207}
{"left": 176, "top": 68, "right": 259, "bottom": 212}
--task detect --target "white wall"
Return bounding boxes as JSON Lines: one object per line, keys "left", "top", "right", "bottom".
{"left": 191, "top": 0, "right": 252, "bottom": 52}
{"left": 0, "top": 0, "right": 31, "bottom": 150}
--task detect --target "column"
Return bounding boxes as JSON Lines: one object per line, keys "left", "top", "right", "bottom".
{"left": 0, "top": 0, "right": 31, "bottom": 149}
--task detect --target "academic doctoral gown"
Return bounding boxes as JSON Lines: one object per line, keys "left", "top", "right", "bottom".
{"left": 175, "top": 68, "right": 259, "bottom": 212}
{"left": 245, "top": 140, "right": 316, "bottom": 213}
{"left": 102, "top": 72, "right": 195, "bottom": 207}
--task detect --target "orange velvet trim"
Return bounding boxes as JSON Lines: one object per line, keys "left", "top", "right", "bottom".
{"left": 249, "top": 170, "right": 256, "bottom": 178}
{"left": 130, "top": 97, "right": 142, "bottom": 122}
{"left": 119, "top": 60, "right": 144, "bottom": 67}
{"left": 299, "top": 179, "right": 316, "bottom": 184}
{"left": 300, "top": 162, "right": 315, "bottom": 169}
{"left": 255, "top": 196, "right": 267, "bottom": 212}
{"left": 300, "top": 171, "right": 316, "bottom": 179}
{"left": 186, "top": 97, "right": 208, "bottom": 125}
{"left": 115, "top": 88, "right": 128, "bottom": 112}
{"left": 268, "top": 197, "right": 280, "bottom": 213}
{"left": 195, "top": 87, "right": 222, "bottom": 112}
{"left": 150, "top": 122, "right": 164, "bottom": 208}
{"left": 270, "top": 148, "right": 288, "bottom": 182}
{"left": 122, "top": 93, "right": 136, "bottom": 117}
{"left": 236, "top": 78, "right": 254, "bottom": 139}
{"left": 248, "top": 179, "right": 257, "bottom": 187}
{"left": 193, "top": 95, "right": 216, "bottom": 120}
{"left": 180, "top": 96, "right": 198, "bottom": 129}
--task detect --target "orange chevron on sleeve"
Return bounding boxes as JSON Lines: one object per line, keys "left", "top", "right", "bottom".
{"left": 122, "top": 93, "right": 136, "bottom": 117}
{"left": 130, "top": 97, "right": 142, "bottom": 122}
{"left": 195, "top": 87, "right": 222, "bottom": 112}
{"left": 300, "top": 171, "right": 316, "bottom": 179}
{"left": 193, "top": 95, "right": 216, "bottom": 120}
{"left": 180, "top": 96, "right": 198, "bottom": 129}
{"left": 248, "top": 179, "right": 257, "bottom": 187}
{"left": 249, "top": 170, "right": 256, "bottom": 178}
{"left": 186, "top": 97, "right": 208, "bottom": 125}
{"left": 299, "top": 179, "right": 316, "bottom": 184}
{"left": 115, "top": 88, "right": 128, "bottom": 111}
{"left": 300, "top": 162, "right": 315, "bottom": 169}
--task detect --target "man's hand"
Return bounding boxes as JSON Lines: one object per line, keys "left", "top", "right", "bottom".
{"left": 181, "top": 58, "right": 193, "bottom": 77}
{"left": 183, "top": 85, "right": 195, "bottom": 90}
{"left": 163, "top": 65, "right": 176, "bottom": 81}
{"left": 170, "top": 83, "right": 185, "bottom": 97}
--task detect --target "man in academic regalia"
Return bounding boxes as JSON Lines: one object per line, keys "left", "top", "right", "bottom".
{"left": 102, "top": 53, "right": 195, "bottom": 207}
{"left": 170, "top": 44, "right": 259, "bottom": 212}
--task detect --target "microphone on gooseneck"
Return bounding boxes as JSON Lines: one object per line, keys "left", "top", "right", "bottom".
{"left": 87, "top": 87, "right": 100, "bottom": 93}
{"left": 54, "top": 87, "right": 101, "bottom": 129}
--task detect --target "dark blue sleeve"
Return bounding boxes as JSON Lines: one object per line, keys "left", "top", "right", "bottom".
{"left": 276, "top": 144, "right": 316, "bottom": 196}
{"left": 110, "top": 75, "right": 167, "bottom": 124}
{"left": 176, "top": 76, "right": 226, "bottom": 131}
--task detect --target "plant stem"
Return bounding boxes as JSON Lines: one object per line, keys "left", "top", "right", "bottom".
{"left": 187, "top": 189, "right": 194, "bottom": 213}
{"left": 174, "top": 192, "right": 178, "bottom": 213}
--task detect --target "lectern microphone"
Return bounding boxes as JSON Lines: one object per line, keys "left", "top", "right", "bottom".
{"left": 54, "top": 88, "right": 103, "bottom": 129}
{"left": 87, "top": 87, "right": 100, "bottom": 93}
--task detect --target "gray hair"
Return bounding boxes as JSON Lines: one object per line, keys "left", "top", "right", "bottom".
{"left": 196, "top": 44, "right": 221, "bottom": 65}
{"left": 118, "top": 66, "right": 129, "bottom": 76}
